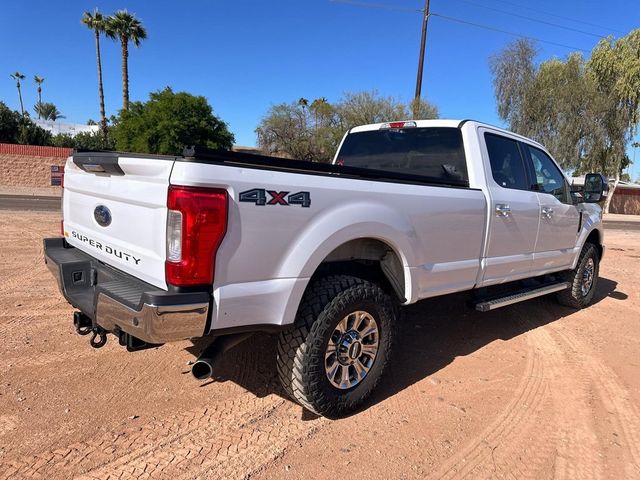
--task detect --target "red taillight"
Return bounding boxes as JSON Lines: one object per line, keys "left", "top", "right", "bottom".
{"left": 165, "top": 185, "right": 228, "bottom": 286}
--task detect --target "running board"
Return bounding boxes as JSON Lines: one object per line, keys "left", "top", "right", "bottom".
{"left": 474, "top": 282, "right": 570, "bottom": 312}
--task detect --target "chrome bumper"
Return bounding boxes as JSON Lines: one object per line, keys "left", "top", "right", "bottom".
{"left": 44, "top": 238, "right": 210, "bottom": 344}
{"left": 95, "top": 294, "right": 208, "bottom": 344}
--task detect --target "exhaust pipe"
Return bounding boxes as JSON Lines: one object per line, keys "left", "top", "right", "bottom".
{"left": 191, "top": 332, "right": 253, "bottom": 380}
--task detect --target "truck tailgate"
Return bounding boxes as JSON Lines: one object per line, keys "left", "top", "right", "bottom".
{"left": 62, "top": 154, "right": 175, "bottom": 289}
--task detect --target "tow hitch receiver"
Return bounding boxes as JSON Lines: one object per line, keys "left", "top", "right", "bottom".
{"left": 73, "top": 311, "right": 92, "bottom": 336}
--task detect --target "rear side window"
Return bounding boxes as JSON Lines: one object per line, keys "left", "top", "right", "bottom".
{"left": 337, "top": 127, "right": 468, "bottom": 184}
{"left": 484, "top": 133, "right": 529, "bottom": 190}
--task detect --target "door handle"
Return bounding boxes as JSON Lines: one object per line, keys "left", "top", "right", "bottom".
{"left": 541, "top": 207, "right": 554, "bottom": 219}
{"left": 495, "top": 204, "right": 511, "bottom": 217}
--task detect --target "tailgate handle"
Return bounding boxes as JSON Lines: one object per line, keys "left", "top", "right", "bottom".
{"left": 73, "top": 154, "right": 125, "bottom": 175}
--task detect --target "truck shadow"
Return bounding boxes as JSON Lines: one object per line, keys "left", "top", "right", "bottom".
{"left": 198, "top": 276, "right": 622, "bottom": 419}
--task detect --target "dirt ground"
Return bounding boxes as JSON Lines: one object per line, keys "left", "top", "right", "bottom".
{"left": 0, "top": 210, "right": 638, "bottom": 480}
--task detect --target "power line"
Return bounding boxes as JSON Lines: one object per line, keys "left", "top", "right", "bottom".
{"left": 430, "top": 12, "right": 590, "bottom": 52}
{"left": 488, "top": 0, "right": 627, "bottom": 34}
{"left": 450, "top": 0, "right": 609, "bottom": 39}
{"left": 329, "top": 0, "right": 420, "bottom": 13}
{"left": 331, "top": 0, "right": 593, "bottom": 52}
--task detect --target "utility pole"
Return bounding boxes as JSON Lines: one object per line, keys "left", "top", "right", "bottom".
{"left": 413, "top": 0, "right": 430, "bottom": 118}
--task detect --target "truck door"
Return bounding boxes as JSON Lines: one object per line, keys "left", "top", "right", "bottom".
{"left": 521, "top": 144, "right": 580, "bottom": 272}
{"left": 480, "top": 131, "right": 540, "bottom": 285}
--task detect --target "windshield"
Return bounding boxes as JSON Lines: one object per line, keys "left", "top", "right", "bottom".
{"left": 336, "top": 127, "right": 468, "bottom": 183}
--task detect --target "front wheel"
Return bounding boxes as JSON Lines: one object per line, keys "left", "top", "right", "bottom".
{"left": 276, "top": 275, "right": 397, "bottom": 417}
{"left": 556, "top": 242, "right": 600, "bottom": 309}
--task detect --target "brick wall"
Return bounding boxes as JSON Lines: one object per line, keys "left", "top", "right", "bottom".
{"left": 610, "top": 186, "right": 640, "bottom": 215}
{"left": 0, "top": 143, "right": 72, "bottom": 189}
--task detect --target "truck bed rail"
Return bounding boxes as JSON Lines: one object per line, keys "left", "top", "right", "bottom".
{"left": 181, "top": 146, "right": 470, "bottom": 189}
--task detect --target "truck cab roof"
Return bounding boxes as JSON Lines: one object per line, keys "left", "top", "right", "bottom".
{"left": 348, "top": 119, "right": 546, "bottom": 150}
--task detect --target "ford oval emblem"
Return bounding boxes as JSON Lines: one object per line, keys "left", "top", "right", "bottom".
{"left": 94, "top": 205, "right": 112, "bottom": 227}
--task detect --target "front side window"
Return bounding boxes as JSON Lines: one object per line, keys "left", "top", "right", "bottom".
{"left": 524, "top": 145, "right": 570, "bottom": 203}
{"left": 484, "top": 133, "right": 529, "bottom": 190}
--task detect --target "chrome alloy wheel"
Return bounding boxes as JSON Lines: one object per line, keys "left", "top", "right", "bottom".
{"left": 325, "top": 310, "right": 379, "bottom": 390}
{"left": 581, "top": 257, "right": 595, "bottom": 297}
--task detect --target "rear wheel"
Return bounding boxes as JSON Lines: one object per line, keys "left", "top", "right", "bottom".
{"left": 277, "top": 275, "right": 397, "bottom": 417}
{"left": 556, "top": 242, "right": 599, "bottom": 309}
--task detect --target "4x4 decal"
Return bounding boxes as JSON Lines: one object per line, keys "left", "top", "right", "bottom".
{"left": 239, "top": 188, "right": 311, "bottom": 207}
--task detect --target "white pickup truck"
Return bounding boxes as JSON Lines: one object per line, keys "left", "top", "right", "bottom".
{"left": 44, "top": 119, "right": 608, "bottom": 416}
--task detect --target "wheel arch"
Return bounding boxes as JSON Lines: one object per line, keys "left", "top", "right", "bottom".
{"left": 275, "top": 202, "right": 421, "bottom": 327}
{"left": 585, "top": 228, "right": 603, "bottom": 259}
{"left": 309, "top": 238, "right": 408, "bottom": 302}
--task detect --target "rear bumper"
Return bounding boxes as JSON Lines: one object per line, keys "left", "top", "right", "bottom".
{"left": 44, "top": 238, "right": 210, "bottom": 344}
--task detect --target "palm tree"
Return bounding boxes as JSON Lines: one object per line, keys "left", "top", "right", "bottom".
{"left": 311, "top": 97, "right": 330, "bottom": 129}
{"left": 34, "top": 75, "right": 44, "bottom": 118}
{"left": 298, "top": 97, "right": 309, "bottom": 130}
{"left": 34, "top": 102, "right": 65, "bottom": 121}
{"left": 106, "top": 10, "right": 147, "bottom": 112}
{"left": 9, "top": 72, "right": 26, "bottom": 116}
{"left": 82, "top": 9, "right": 109, "bottom": 140}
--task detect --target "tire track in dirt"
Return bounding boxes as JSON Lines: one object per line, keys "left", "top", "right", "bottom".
{"left": 79, "top": 401, "right": 322, "bottom": 480}
{"left": 0, "top": 214, "right": 51, "bottom": 294}
{"left": 428, "top": 332, "right": 550, "bottom": 480}
{"left": 549, "top": 325, "right": 640, "bottom": 478}
{"left": 0, "top": 392, "right": 321, "bottom": 480}
{"left": 0, "top": 393, "right": 277, "bottom": 478}
{"left": 0, "top": 348, "right": 94, "bottom": 376}
{"left": 524, "top": 324, "right": 605, "bottom": 480}
{"left": 427, "top": 304, "right": 625, "bottom": 480}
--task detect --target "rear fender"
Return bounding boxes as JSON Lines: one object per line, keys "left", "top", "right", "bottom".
{"left": 277, "top": 202, "right": 419, "bottom": 319}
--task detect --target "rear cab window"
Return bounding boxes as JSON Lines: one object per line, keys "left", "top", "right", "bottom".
{"left": 336, "top": 127, "right": 468, "bottom": 185}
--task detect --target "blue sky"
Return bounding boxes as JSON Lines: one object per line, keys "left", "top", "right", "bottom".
{"left": 1, "top": 0, "right": 638, "bottom": 178}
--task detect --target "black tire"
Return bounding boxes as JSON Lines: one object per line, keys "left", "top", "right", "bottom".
{"left": 556, "top": 242, "right": 599, "bottom": 309}
{"left": 277, "top": 275, "right": 397, "bottom": 417}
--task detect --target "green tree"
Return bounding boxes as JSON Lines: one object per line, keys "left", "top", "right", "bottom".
{"left": 336, "top": 90, "right": 407, "bottom": 130}
{"left": 527, "top": 54, "right": 601, "bottom": 171}
{"left": 409, "top": 97, "right": 439, "bottom": 120}
{"left": 113, "top": 87, "right": 234, "bottom": 155}
{"left": 310, "top": 97, "right": 332, "bottom": 128}
{"left": 490, "top": 30, "right": 640, "bottom": 212}
{"left": 106, "top": 10, "right": 147, "bottom": 112}
{"left": 82, "top": 9, "right": 109, "bottom": 140}
{"left": 33, "top": 75, "right": 44, "bottom": 118}
{"left": 489, "top": 39, "right": 538, "bottom": 136}
{"left": 0, "top": 100, "right": 52, "bottom": 145}
{"left": 0, "top": 101, "right": 20, "bottom": 142}
{"left": 16, "top": 118, "right": 52, "bottom": 145}
{"left": 9, "top": 71, "right": 26, "bottom": 116}
{"left": 34, "top": 102, "right": 65, "bottom": 121}
{"left": 257, "top": 100, "right": 337, "bottom": 161}
{"left": 587, "top": 30, "right": 640, "bottom": 211}
{"left": 51, "top": 129, "right": 116, "bottom": 150}
{"left": 256, "top": 90, "right": 438, "bottom": 162}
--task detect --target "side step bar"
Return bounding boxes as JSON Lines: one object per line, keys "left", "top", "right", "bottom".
{"left": 474, "top": 282, "right": 570, "bottom": 312}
